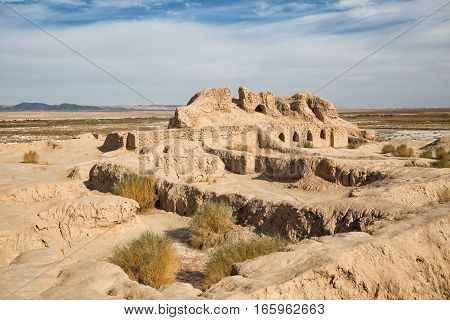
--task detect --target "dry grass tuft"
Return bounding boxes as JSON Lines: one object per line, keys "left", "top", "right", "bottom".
{"left": 23, "top": 150, "right": 39, "bottom": 164}
{"left": 435, "top": 147, "right": 449, "bottom": 160}
{"left": 226, "top": 144, "right": 255, "bottom": 153}
{"left": 431, "top": 159, "right": 450, "bottom": 168}
{"left": 185, "top": 176, "right": 195, "bottom": 184}
{"left": 438, "top": 188, "right": 450, "bottom": 203}
{"left": 419, "top": 150, "right": 433, "bottom": 159}
{"left": 202, "top": 236, "right": 286, "bottom": 289}
{"left": 381, "top": 144, "right": 395, "bottom": 154}
{"left": 108, "top": 231, "right": 178, "bottom": 289}
{"left": 347, "top": 142, "right": 360, "bottom": 149}
{"left": 113, "top": 174, "right": 158, "bottom": 212}
{"left": 391, "top": 144, "right": 414, "bottom": 157}
{"left": 303, "top": 141, "right": 314, "bottom": 148}
{"left": 404, "top": 161, "right": 428, "bottom": 168}
{"left": 190, "top": 201, "right": 234, "bottom": 249}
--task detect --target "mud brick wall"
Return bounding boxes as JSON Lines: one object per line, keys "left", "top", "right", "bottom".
{"left": 103, "top": 124, "right": 348, "bottom": 152}
{"left": 134, "top": 126, "right": 260, "bottom": 151}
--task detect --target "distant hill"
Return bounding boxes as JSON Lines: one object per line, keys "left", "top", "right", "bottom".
{"left": 0, "top": 102, "right": 178, "bottom": 112}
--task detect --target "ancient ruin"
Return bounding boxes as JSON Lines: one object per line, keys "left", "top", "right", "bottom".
{"left": 0, "top": 87, "right": 449, "bottom": 300}
{"left": 104, "top": 87, "right": 371, "bottom": 154}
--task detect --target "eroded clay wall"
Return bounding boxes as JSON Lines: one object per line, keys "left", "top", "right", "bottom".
{"left": 262, "top": 123, "right": 348, "bottom": 148}
{"left": 105, "top": 123, "right": 348, "bottom": 153}
{"left": 134, "top": 126, "right": 259, "bottom": 151}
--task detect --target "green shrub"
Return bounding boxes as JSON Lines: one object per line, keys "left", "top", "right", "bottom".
{"left": 435, "top": 147, "right": 448, "bottom": 160}
{"left": 108, "top": 231, "right": 178, "bottom": 289}
{"left": 190, "top": 201, "right": 234, "bottom": 249}
{"left": 392, "top": 144, "right": 414, "bottom": 157}
{"left": 23, "top": 150, "right": 39, "bottom": 164}
{"left": 113, "top": 174, "right": 158, "bottom": 212}
{"left": 419, "top": 150, "right": 433, "bottom": 159}
{"left": 381, "top": 144, "right": 395, "bottom": 154}
{"left": 303, "top": 141, "right": 313, "bottom": 148}
{"left": 202, "top": 237, "right": 286, "bottom": 289}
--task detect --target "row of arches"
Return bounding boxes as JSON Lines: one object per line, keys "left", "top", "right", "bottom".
{"left": 279, "top": 129, "right": 327, "bottom": 143}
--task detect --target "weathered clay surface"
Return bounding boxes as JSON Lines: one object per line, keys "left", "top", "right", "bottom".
{"left": 89, "top": 161, "right": 139, "bottom": 193}
{"left": 35, "top": 195, "right": 138, "bottom": 247}
{"left": 141, "top": 140, "right": 225, "bottom": 179}
{"left": 0, "top": 181, "right": 89, "bottom": 204}
{"left": 204, "top": 209, "right": 450, "bottom": 299}
{"left": 0, "top": 248, "right": 203, "bottom": 300}
{"left": 155, "top": 179, "right": 409, "bottom": 241}
{"left": 87, "top": 150, "right": 449, "bottom": 242}
{"left": 0, "top": 194, "right": 138, "bottom": 266}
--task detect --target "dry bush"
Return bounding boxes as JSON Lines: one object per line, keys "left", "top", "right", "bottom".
{"left": 435, "top": 147, "right": 448, "bottom": 160}
{"left": 185, "top": 176, "right": 195, "bottom": 184}
{"left": 392, "top": 144, "right": 414, "bottom": 157}
{"left": 202, "top": 237, "right": 286, "bottom": 289}
{"left": 419, "top": 150, "right": 433, "bottom": 159}
{"left": 404, "top": 161, "right": 428, "bottom": 168}
{"left": 381, "top": 144, "right": 395, "bottom": 154}
{"left": 227, "top": 144, "right": 254, "bottom": 153}
{"left": 347, "top": 142, "right": 360, "bottom": 149}
{"left": 431, "top": 159, "right": 450, "bottom": 168}
{"left": 438, "top": 188, "right": 450, "bottom": 203}
{"left": 113, "top": 174, "right": 158, "bottom": 212}
{"left": 303, "top": 141, "right": 314, "bottom": 148}
{"left": 190, "top": 201, "right": 234, "bottom": 249}
{"left": 108, "top": 231, "right": 177, "bottom": 289}
{"left": 23, "top": 150, "right": 39, "bottom": 164}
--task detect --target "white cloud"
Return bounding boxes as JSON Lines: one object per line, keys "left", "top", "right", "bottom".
{"left": 0, "top": 0, "right": 449, "bottom": 107}
{"left": 252, "top": 1, "right": 314, "bottom": 18}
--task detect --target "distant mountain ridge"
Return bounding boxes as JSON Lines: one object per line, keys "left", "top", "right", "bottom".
{"left": 0, "top": 102, "right": 177, "bottom": 112}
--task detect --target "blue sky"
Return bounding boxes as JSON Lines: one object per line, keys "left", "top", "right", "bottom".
{"left": 1, "top": 0, "right": 413, "bottom": 29}
{"left": 0, "top": 0, "right": 449, "bottom": 107}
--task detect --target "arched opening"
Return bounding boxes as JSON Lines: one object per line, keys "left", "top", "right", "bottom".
{"left": 307, "top": 130, "right": 313, "bottom": 142}
{"left": 279, "top": 133, "right": 285, "bottom": 142}
{"left": 255, "top": 105, "right": 264, "bottom": 113}
{"left": 293, "top": 131, "right": 300, "bottom": 142}
{"left": 320, "top": 129, "right": 326, "bottom": 140}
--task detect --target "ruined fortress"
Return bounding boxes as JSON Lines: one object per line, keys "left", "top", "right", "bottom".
{"left": 102, "top": 87, "right": 372, "bottom": 153}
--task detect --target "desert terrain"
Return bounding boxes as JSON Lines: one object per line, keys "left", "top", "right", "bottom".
{"left": 0, "top": 87, "right": 449, "bottom": 300}
{"left": 0, "top": 112, "right": 172, "bottom": 143}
